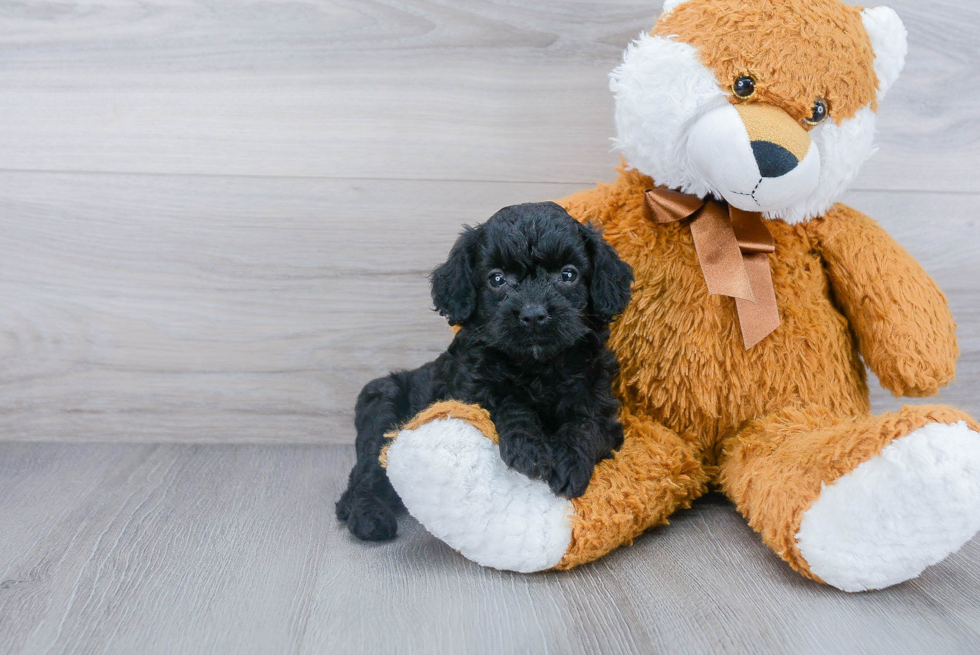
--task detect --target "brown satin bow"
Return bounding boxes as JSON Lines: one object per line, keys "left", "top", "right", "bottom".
{"left": 644, "top": 187, "right": 780, "bottom": 349}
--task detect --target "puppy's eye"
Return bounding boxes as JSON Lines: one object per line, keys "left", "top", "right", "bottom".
{"left": 560, "top": 267, "right": 578, "bottom": 283}
{"left": 488, "top": 271, "right": 506, "bottom": 288}
{"left": 732, "top": 75, "right": 756, "bottom": 99}
{"left": 804, "top": 98, "right": 829, "bottom": 126}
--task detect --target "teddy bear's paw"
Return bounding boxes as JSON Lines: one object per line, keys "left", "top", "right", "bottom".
{"left": 796, "top": 421, "right": 980, "bottom": 592}
{"left": 385, "top": 417, "right": 574, "bottom": 573}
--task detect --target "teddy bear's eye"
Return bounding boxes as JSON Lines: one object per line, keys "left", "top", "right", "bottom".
{"left": 804, "top": 98, "right": 830, "bottom": 126}
{"left": 732, "top": 75, "right": 756, "bottom": 99}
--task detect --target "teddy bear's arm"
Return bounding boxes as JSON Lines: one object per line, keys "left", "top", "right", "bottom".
{"left": 808, "top": 203, "right": 959, "bottom": 397}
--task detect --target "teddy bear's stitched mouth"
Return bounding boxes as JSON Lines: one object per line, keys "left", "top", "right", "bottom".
{"left": 729, "top": 179, "right": 764, "bottom": 206}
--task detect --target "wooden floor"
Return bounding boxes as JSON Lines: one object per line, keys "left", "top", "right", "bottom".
{"left": 1, "top": 1, "right": 979, "bottom": 653}
{"left": 1, "top": 443, "right": 979, "bottom": 655}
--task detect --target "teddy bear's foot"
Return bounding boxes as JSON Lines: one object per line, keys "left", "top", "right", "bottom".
{"left": 385, "top": 402, "right": 711, "bottom": 572}
{"left": 796, "top": 420, "right": 980, "bottom": 592}
{"left": 384, "top": 402, "right": 574, "bottom": 573}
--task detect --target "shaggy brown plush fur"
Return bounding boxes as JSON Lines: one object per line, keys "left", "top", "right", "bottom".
{"left": 809, "top": 205, "right": 960, "bottom": 396}
{"left": 654, "top": 0, "right": 880, "bottom": 123}
{"left": 551, "top": 168, "right": 969, "bottom": 575}
{"left": 562, "top": 168, "right": 884, "bottom": 456}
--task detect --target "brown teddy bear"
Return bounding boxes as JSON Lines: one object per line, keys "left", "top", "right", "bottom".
{"left": 380, "top": 0, "right": 980, "bottom": 592}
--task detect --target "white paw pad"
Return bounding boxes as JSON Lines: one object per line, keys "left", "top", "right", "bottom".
{"left": 797, "top": 421, "right": 980, "bottom": 592}
{"left": 385, "top": 417, "right": 574, "bottom": 573}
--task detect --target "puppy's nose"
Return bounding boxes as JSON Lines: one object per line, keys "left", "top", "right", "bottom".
{"left": 519, "top": 304, "right": 549, "bottom": 328}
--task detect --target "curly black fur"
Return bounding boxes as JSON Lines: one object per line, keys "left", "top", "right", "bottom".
{"left": 336, "top": 202, "right": 634, "bottom": 541}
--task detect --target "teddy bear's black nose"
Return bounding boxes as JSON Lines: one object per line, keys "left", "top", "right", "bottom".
{"left": 752, "top": 140, "right": 800, "bottom": 178}
{"left": 519, "top": 304, "right": 549, "bottom": 328}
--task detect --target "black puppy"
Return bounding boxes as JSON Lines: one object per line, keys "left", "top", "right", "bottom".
{"left": 336, "top": 202, "right": 634, "bottom": 541}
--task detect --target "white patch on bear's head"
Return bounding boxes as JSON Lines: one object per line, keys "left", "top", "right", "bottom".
{"left": 862, "top": 6, "right": 908, "bottom": 101}
{"left": 609, "top": 34, "right": 729, "bottom": 202}
{"left": 780, "top": 105, "right": 878, "bottom": 223}
{"left": 610, "top": 31, "right": 886, "bottom": 223}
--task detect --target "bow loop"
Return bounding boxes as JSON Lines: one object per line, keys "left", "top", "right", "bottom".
{"left": 643, "top": 187, "right": 707, "bottom": 224}
{"left": 643, "top": 188, "right": 781, "bottom": 349}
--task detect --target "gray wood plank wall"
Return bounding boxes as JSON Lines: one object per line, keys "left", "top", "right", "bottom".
{"left": 0, "top": 0, "right": 978, "bottom": 444}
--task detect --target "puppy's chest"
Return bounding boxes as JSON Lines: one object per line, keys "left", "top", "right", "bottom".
{"left": 490, "top": 364, "right": 580, "bottom": 398}
{"left": 470, "top": 362, "right": 588, "bottom": 423}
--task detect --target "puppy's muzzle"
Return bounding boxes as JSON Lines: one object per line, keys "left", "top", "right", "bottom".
{"left": 519, "top": 303, "right": 549, "bottom": 328}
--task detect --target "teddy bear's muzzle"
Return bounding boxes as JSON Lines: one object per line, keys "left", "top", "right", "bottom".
{"left": 735, "top": 103, "right": 812, "bottom": 177}
{"left": 686, "top": 102, "right": 821, "bottom": 214}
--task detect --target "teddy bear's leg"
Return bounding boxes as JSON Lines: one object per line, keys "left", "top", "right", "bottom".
{"left": 718, "top": 404, "right": 980, "bottom": 592}
{"left": 384, "top": 402, "right": 709, "bottom": 572}
{"left": 554, "top": 410, "right": 709, "bottom": 569}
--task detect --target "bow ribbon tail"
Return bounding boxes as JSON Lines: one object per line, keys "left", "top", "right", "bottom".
{"left": 735, "top": 254, "right": 781, "bottom": 349}
{"left": 729, "top": 207, "right": 780, "bottom": 349}
{"left": 644, "top": 188, "right": 781, "bottom": 350}
{"left": 688, "top": 205, "right": 755, "bottom": 301}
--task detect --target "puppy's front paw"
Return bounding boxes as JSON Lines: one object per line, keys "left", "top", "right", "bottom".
{"left": 499, "top": 432, "right": 554, "bottom": 481}
{"left": 499, "top": 434, "right": 595, "bottom": 498}
{"left": 547, "top": 454, "right": 595, "bottom": 499}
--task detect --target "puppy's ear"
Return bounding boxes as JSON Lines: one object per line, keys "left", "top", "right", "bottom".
{"left": 431, "top": 225, "right": 481, "bottom": 325}
{"left": 579, "top": 222, "right": 634, "bottom": 324}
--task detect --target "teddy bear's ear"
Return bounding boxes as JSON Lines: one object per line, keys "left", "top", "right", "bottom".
{"left": 861, "top": 6, "right": 908, "bottom": 101}
{"left": 660, "top": 0, "right": 693, "bottom": 16}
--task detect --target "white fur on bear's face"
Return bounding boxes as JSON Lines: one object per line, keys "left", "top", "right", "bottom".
{"left": 686, "top": 104, "right": 821, "bottom": 213}
{"left": 610, "top": 34, "right": 730, "bottom": 202}
{"left": 610, "top": 32, "right": 880, "bottom": 223}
